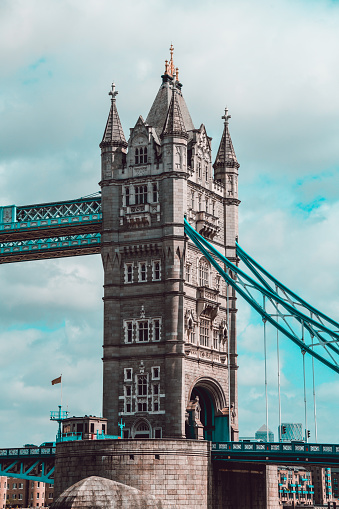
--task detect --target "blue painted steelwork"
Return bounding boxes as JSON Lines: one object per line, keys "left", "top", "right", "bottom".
{"left": 0, "top": 447, "right": 55, "bottom": 483}
{"left": 0, "top": 233, "right": 101, "bottom": 256}
{"left": 184, "top": 218, "right": 339, "bottom": 374}
{"left": 0, "top": 195, "right": 102, "bottom": 263}
{"left": 212, "top": 441, "right": 339, "bottom": 466}
{"left": 0, "top": 195, "right": 101, "bottom": 225}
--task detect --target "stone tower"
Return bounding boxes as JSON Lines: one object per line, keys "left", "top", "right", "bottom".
{"left": 100, "top": 46, "right": 239, "bottom": 441}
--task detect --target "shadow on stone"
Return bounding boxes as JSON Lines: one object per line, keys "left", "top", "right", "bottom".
{"left": 50, "top": 476, "right": 163, "bottom": 509}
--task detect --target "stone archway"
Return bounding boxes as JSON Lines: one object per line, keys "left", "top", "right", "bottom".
{"left": 186, "top": 377, "right": 229, "bottom": 442}
{"left": 131, "top": 418, "right": 152, "bottom": 438}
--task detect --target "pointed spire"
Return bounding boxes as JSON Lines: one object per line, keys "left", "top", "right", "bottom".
{"left": 100, "top": 83, "right": 127, "bottom": 149}
{"left": 161, "top": 74, "right": 188, "bottom": 139}
{"left": 213, "top": 107, "right": 239, "bottom": 171}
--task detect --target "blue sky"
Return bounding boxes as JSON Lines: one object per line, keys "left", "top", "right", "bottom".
{"left": 1, "top": 0, "right": 339, "bottom": 447}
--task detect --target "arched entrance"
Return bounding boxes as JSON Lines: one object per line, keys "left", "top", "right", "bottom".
{"left": 132, "top": 419, "right": 152, "bottom": 438}
{"left": 186, "top": 377, "right": 229, "bottom": 442}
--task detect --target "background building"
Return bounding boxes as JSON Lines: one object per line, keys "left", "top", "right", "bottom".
{"left": 255, "top": 424, "right": 274, "bottom": 442}
{"left": 279, "top": 423, "right": 303, "bottom": 442}
{"left": 0, "top": 476, "right": 54, "bottom": 508}
{"left": 277, "top": 467, "right": 313, "bottom": 506}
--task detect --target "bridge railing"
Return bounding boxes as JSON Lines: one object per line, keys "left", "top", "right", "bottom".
{"left": 0, "top": 213, "right": 102, "bottom": 232}
{"left": 0, "top": 197, "right": 101, "bottom": 226}
{"left": 0, "top": 446, "right": 55, "bottom": 458}
{"left": 212, "top": 441, "right": 339, "bottom": 455}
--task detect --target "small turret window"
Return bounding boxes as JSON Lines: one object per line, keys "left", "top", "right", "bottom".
{"left": 125, "top": 188, "right": 130, "bottom": 207}
{"left": 135, "top": 146, "right": 148, "bottom": 164}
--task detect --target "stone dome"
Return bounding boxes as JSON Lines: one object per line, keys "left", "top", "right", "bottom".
{"left": 50, "top": 476, "right": 162, "bottom": 509}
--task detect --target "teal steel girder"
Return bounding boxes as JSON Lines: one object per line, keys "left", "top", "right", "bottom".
{"left": 212, "top": 442, "right": 339, "bottom": 466}
{"left": 0, "top": 196, "right": 102, "bottom": 241}
{"left": 0, "top": 447, "right": 55, "bottom": 483}
{"left": 184, "top": 218, "right": 339, "bottom": 374}
{"left": 0, "top": 233, "right": 101, "bottom": 264}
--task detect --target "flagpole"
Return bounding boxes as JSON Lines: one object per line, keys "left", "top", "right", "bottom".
{"left": 61, "top": 374, "right": 63, "bottom": 408}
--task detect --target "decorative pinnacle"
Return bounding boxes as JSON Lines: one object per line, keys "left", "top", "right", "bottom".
{"left": 109, "top": 82, "right": 118, "bottom": 101}
{"left": 164, "top": 43, "right": 176, "bottom": 78}
{"left": 222, "top": 107, "right": 231, "bottom": 126}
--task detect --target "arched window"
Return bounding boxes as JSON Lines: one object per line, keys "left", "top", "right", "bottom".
{"left": 135, "top": 148, "right": 139, "bottom": 164}
{"left": 125, "top": 188, "right": 130, "bottom": 207}
{"left": 199, "top": 258, "right": 209, "bottom": 287}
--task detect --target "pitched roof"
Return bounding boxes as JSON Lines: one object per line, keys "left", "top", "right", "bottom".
{"left": 161, "top": 86, "right": 188, "bottom": 139}
{"left": 146, "top": 79, "right": 194, "bottom": 138}
{"left": 100, "top": 85, "right": 127, "bottom": 149}
{"left": 214, "top": 122, "right": 239, "bottom": 169}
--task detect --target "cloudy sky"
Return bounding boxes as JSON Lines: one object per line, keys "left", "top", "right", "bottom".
{"left": 1, "top": 0, "right": 339, "bottom": 448}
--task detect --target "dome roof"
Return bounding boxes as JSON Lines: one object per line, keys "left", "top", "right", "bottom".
{"left": 51, "top": 476, "right": 162, "bottom": 509}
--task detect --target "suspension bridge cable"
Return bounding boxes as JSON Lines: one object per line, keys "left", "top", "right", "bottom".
{"left": 226, "top": 270, "right": 231, "bottom": 441}
{"left": 236, "top": 242, "right": 339, "bottom": 330}
{"left": 185, "top": 220, "right": 339, "bottom": 343}
{"left": 263, "top": 297, "right": 269, "bottom": 442}
{"left": 276, "top": 287, "right": 282, "bottom": 442}
{"left": 184, "top": 218, "right": 339, "bottom": 374}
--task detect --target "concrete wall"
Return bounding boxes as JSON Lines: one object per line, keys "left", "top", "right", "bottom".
{"left": 54, "top": 439, "right": 212, "bottom": 509}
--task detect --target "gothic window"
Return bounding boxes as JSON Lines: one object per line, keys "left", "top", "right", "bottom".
{"left": 138, "top": 262, "right": 147, "bottom": 282}
{"left": 124, "top": 368, "right": 133, "bottom": 381}
{"left": 137, "top": 375, "right": 147, "bottom": 396}
{"left": 212, "top": 201, "right": 215, "bottom": 216}
{"left": 153, "top": 428, "right": 162, "bottom": 438}
{"left": 187, "top": 318, "right": 195, "bottom": 344}
{"left": 152, "top": 384, "right": 160, "bottom": 411}
{"left": 205, "top": 166, "right": 208, "bottom": 180}
{"left": 152, "top": 183, "right": 158, "bottom": 202}
{"left": 138, "top": 321, "right": 149, "bottom": 342}
{"left": 135, "top": 185, "right": 148, "bottom": 204}
{"left": 124, "top": 385, "right": 132, "bottom": 413}
{"left": 198, "top": 161, "right": 201, "bottom": 179}
{"left": 191, "top": 191, "right": 194, "bottom": 209}
{"left": 200, "top": 318, "right": 210, "bottom": 347}
{"left": 199, "top": 258, "right": 209, "bottom": 287}
{"left": 198, "top": 195, "right": 202, "bottom": 211}
{"left": 205, "top": 198, "right": 209, "bottom": 213}
{"left": 137, "top": 375, "right": 148, "bottom": 412}
{"left": 135, "top": 147, "right": 148, "bottom": 164}
{"left": 123, "top": 318, "right": 161, "bottom": 344}
{"left": 125, "top": 322, "right": 133, "bottom": 343}
{"left": 152, "top": 260, "right": 161, "bottom": 280}
{"left": 213, "top": 329, "right": 219, "bottom": 349}
{"left": 151, "top": 366, "right": 160, "bottom": 380}
{"left": 125, "top": 187, "right": 130, "bottom": 207}
{"left": 186, "top": 263, "right": 191, "bottom": 283}
{"left": 125, "top": 263, "right": 133, "bottom": 283}
{"left": 215, "top": 275, "right": 220, "bottom": 291}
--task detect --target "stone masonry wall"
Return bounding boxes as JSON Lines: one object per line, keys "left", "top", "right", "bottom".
{"left": 54, "top": 439, "right": 212, "bottom": 509}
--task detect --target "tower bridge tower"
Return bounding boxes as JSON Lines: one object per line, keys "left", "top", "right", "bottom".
{"left": 100, "top": 47, "right": 240, "bottom": 441}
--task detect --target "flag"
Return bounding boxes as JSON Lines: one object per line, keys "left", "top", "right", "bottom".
{"left": 51, "top": 376, "right": 62, "bottom": 385}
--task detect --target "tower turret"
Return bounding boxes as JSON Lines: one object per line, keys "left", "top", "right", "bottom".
{"left": 100, "top": 83, "right": 127, "bottom": 181}
{"left": 213, "top": 107, "right": 239, "bottom": 196}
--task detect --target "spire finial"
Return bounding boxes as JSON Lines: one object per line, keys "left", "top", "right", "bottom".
{"left": 222, "top": 106, "right": 231, "bottom": 126}
{"left": 169, "top": 43, "right": 175, "bottom": 77}
{"left": 109, "top": 82, "right": 118, "bottom": 102}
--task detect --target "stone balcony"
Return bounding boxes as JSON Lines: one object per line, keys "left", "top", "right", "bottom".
{"left": 119, "top": 203, "right": 160, "bottom": 227}
{"left": 196, "top": 211, "right": 220, "bottom": 239}
{"left": 197, "top": 286, "right": 220, "bottom": 319}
